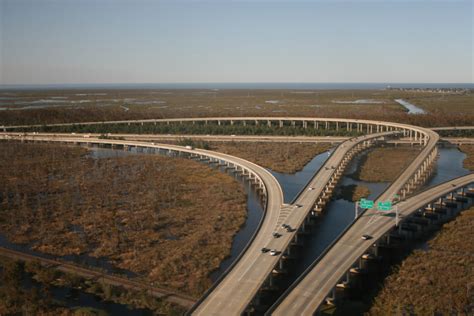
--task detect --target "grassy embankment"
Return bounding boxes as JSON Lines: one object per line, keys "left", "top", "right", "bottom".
{"left": 1, "top": 89, "right": 473, "bottom": 128}
{"left": 0, "top": 142, "right": 247, "bottom": 298}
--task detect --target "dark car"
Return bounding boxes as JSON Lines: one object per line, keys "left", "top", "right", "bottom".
{"left": 261, "top": 247, "right": 270, "bottom": 253}
{"left": 272, "top": 232, "right": 282, "bottom": 238}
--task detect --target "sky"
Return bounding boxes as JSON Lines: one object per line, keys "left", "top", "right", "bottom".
{"left": 0, "top": 0, "right": 472, "bottom": 85}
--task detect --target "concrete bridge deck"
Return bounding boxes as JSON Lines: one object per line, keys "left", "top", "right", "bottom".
{"left": 0, "top": 117, "right": 437, "bottom": 144}
{"left": 2, "top": 132, "right": 472, "bottom": 145}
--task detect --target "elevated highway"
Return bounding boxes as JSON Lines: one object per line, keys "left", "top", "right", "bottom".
{"left": 0, "top": 117, "right": 435, "bottom": 145}
{"left": 2, "top": 132, "right": 472, "bottom": 145}
{"left": 191, "top": 131, "right": 397, "bottom": 315}
{"left": 1, "top": 129, "right": 401, "bottom": 315}
{"left": 269, "top": 174, "right": 474, "bottom": 315}
{"left": 2, "top": 117, "right": 442, "bottom": 314}
{"left": 190, "top": 119, "right": 439, "bottom": 314}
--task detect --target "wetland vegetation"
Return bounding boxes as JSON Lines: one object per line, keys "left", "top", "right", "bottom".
{"left": 1, "top": 89, "right": 473, "bottom": 128}
{"left": 351, "top": 147, "right": 421, "bottom": 183}
{"left": 368, "top": 206, "right": 474, "bottom": 315}
{"left": 0, "top": 142, "right": 247, "bottom": 298}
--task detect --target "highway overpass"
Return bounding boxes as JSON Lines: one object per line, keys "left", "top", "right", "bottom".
{"left": 3, "top": 132, "right": 473, "bottom": 145}
{"left": 1, "top": 130, "right": 404, "bottom": 315}
{"left": 0, "top": 117, "right": 435, "bottom": 145}
{"left": 1, "top": 116, "right": 442, "bottom": 315}
{"left": 269, "top": 174, "right": 474, "bottom": 315}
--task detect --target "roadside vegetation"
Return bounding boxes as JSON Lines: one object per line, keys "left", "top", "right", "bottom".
{"left": 351, "top": 146, "right": 421, "bottom": 182}
{"left": 368, "top": 207, "right": 474, "bottom": 315}
{"left": 459, "top": 145, "right": 474, "bottom": 171}
{"left": 0, "top": 142, "right": 247, "bottom": 297}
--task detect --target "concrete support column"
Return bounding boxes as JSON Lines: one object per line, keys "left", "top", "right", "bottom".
{"left": 279, "top": 259, "right": 284, "bottom": 271}
{"left": 325, "top": 121, "right": 329, "bottom": 129}
{"left": 267, "top": 120, "right": 271, "bottom": 127}
{"left": 291, "top": 121, "right": 296, "bottom": 127}
{"left": 336, "top": 122, "right": 339, "bottom": 131}
{"left": 314, "top": 121, "right": 319, "bottom": 129}
{"left": 279, "top": 120, "right": 283, "bottom": 128}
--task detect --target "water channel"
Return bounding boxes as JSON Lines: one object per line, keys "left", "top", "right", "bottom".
{"left": 394, "top": 99, "right": 427, "bottom": 114}
{"left": 0, "top": 143, "right": 470, "bottom": 314}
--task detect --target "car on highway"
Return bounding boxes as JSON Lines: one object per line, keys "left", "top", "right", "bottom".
{"left": 261, "top": 247, "right": 270, "bottom": 253}
{"left": 269, "top": 249, "right": 279, "bottom": 256}
{"left": 361, "top": 234, "right": 372, "bottom": 240}
{"left": 272, "top": 232, "right": 282, "bottom": 238}
{"left": 308, "top": 187, "right": 315, "bottom": 191}
{"left": 295, "top": 204, "right": 303, "bottom": 208}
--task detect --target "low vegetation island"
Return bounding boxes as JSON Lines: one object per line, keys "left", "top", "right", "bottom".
{"left": 0, "top": 142, "right": 248, "bottom": 299}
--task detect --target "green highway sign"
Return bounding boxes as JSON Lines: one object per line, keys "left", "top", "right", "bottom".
{"left": 359, "top": 198, "right": 374, "bottom": 209}
{"left": 378, "top": 201, "right": 392, "bottom": 211}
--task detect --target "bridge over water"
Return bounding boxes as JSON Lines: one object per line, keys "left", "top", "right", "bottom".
{"left": 2, "top": 117, "right": 472, "bottom": 315}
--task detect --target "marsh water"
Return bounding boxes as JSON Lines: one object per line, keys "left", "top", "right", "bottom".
{"left": 394, "top": 99, "right": 427, "bottom": 114}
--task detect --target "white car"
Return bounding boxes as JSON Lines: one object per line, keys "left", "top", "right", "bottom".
{"left": 269, "top": 249, "right": 278, "bottom": 256}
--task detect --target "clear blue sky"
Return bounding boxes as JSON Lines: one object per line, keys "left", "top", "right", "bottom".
{"left": 0, "top": 0, "right": 472, "bottom": 84}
